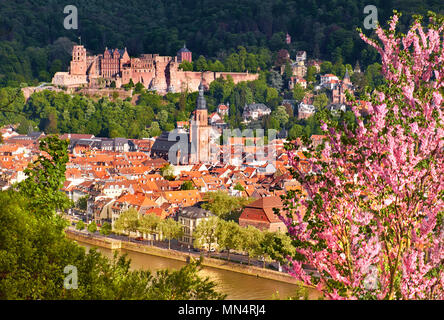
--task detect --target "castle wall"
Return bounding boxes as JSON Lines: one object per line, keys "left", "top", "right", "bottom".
{"left": 172, "top": 71, "right": 259, "bottom": 93}
{"left": 215, "top": 72, "right": 259, "bottom": 83}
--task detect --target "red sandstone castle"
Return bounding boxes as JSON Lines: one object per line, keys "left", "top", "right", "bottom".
{"left": 52, "top": 45, "right": 258, "bottom": 94}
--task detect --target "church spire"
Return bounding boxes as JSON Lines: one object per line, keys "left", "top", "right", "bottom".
{"left": 344, "top": 68, "right": 350, "bottom": 80}
{"left": 196, "top": 74, "right": 206, "bottom": 110}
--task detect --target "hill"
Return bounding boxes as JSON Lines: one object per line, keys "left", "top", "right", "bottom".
{"left": 0, "top": 0, "right": 442, "bottom": 86}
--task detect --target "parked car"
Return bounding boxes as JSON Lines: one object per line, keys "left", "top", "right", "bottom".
{"left": 135, "top": 237, "right": 144, "bottom": 241}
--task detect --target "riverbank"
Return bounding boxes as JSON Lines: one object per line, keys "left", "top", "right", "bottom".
{"left": 65, "top": 229, "right": 306, "bottom": 287}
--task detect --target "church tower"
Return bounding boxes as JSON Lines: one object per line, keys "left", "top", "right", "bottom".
{"left": 189, "top": 80, "right": 211, "bottom": 164}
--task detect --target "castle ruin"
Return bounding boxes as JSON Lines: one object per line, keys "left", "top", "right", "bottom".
{"left": 52, "top": 45, "right": 258, "bottom": 94}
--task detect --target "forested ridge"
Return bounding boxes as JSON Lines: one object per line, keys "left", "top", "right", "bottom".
{"left": 0, "top": 0, "right": 442, "bottom": 86}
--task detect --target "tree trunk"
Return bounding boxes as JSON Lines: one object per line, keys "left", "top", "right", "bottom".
{"left": 227, "top": 249, "right": 230, "bottom": 261}
{"left": 168, "top": 239, "right": 171, "bottom": 250}
{"left": 248, "top": 254, "right": 251, "bottom": 266}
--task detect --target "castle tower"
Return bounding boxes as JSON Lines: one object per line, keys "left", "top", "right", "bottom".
{"left": 152, "top": 56, "right": 171, "bottom": 93}
{"left": 177, "top": 44, "right": 192, "bottom": 63}
{"left": 189, "top": 80, "right": 210, "bottom": 163}
{"left": 70, "top": 45, "right": 87, "bottom": 75}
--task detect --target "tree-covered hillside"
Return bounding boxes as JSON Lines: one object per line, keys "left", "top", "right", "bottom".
{"left": 0, "top": 0, "right": 442, "bottom": 86}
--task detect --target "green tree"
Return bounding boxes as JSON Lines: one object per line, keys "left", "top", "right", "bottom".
{"left": 333, "top": 61, "right": 346, "bottom": 79}
{"left": 100, "top": 222, "right": 112, "bottom": 236}
{"left": 365, "top": 62, "right": 384, "bottom": 89}
{"left": 76, "top": 220, "right": 85, "bottom": 231}
{"left": 87, "top": 221, "right": 97, "bottom": 234}
{"left": 147, "top": 121, "right": 162, "bottom": 137}
{"left": 202, "top": 191, "right": 253, "bottom": 221}
{"left": 224, "top": 53, "right": 240, "bottom": 72}
{"left": 233, "top": 183, "right": 245, "bottom": 192}
{"left": 146, "top": 257, "right": 226, "bottom": 300}
{"left": 114, "top": 208, "right": 140, "bottom": 238}
{"left": 157, "top": 109, "right": 169, "bottom": 129}
{"left": 159, "top": 218, "right": 183, "bottom": 250}
{"left": 332, "top": 47, "right": 343, "bottom": 65}
{"left": 179, "top": 61, "right": 194, "bottom": 71}
{"left": 289, "top": 124, "right": 304, "bottom": 139}
{"left": 267, "top": 70, "right": 283, "bottom": 92}
{"left": 17, "top": 136, "right": 71, "bottom": 215}
{"left": 160, "top": 163, "right": 176, "bottom": 181}
{"left": 313, "top": 93, "right": 329, "bottom": 109}
{"left": 272, "top": 105, "right": 290, "bottom": 127}
{"left": 194, "top": 55, "right": 208, "bottom": 71}
{"left": 306, "top": 66, "right": 317, "bottom": 83}
{"left": 208, "top": 60, "right": 225, "bottom": 72}
{"left": 76, "top": 195, "right": 88, "bottom": 211}
{"left": 240, "top": 225, "right": 264, "bottom": 265}
{"left": 283, "top": 62, "right": 293, "bottom": 85}
{"left": 320, "top": 61, "right": 333, "bottom": 74}
{"left": 138, "top": 214, "right": 161, "bottom": 245}
{"left": 193, "top": 216, "right": 219, "bottom": 256}
{"left": 180, "top": 181, "right": 195, "bottom": 190}
{"left": 260, "top": 231, "right": 295, "bottom": 267}
{"left": 134, "top": 82, "right": 145, "bottom": 94}
{"left": 269, "top": 117, "right": 281, "bottom": 130}
{"left": 216, "top": 220, "right": 242, "bottom": 260}
{"left": 350, "top": 71, "right": 368, "bottom": 98}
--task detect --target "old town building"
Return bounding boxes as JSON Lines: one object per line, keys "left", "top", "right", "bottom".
{"left": 238, "top": 196, "right": 287, "bottom": 232}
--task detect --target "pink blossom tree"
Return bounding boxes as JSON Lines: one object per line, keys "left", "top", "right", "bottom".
{"left": 282, "top": 12, "right": 443, "bottom": 300}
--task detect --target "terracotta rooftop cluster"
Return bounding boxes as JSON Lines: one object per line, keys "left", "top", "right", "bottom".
{"left": 0, "top": 128, "right": 328, "bottom": 230}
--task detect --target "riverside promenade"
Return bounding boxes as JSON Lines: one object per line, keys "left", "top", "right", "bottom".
{"left": 65, "top": 228, "right": 307, "bottom": 286}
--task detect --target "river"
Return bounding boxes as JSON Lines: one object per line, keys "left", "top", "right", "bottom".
{"left": 77, "top": 240, "right": 319, "bottom": 300}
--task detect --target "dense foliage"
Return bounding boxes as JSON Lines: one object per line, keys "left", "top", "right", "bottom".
{"left": 1, "top": 0, "right": 442, "bottom": 86}
{"left": 0, "top": 74, "right": 316, "bottom": 137}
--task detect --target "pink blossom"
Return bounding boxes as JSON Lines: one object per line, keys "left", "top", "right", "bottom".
{"left": 284, "top": 14, "right": 443, "bottom": 300}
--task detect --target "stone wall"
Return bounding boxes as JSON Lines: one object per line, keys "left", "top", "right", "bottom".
{"left": 65, "top": 229, "right": 121, "bottom": 249}
{"left": 52, "top": 72, "right": 87, "bottom": 87}
{"left": 76, "top": 88, "right": 133, "bottom": 99}
{"left": 21, "top": 86, "right": 63, "bottom": 101}
{"left": 171, "top": 70, "right": 259, "bottom": 93}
